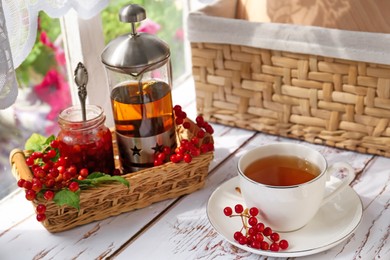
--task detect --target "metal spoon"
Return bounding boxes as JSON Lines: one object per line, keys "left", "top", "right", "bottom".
{"left": 74, "top": 62, "right": 88, "bottom": 121}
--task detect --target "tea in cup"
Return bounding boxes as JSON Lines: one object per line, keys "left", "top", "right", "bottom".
{"left": 237, "top": 142, "right": 355, "bottom": 232}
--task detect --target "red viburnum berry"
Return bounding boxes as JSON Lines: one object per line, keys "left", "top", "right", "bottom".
{"left": 68, "top": 182, "right": 79, "bottom": 192}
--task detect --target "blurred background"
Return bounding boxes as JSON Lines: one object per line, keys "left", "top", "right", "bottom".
{"left": 0, "top": 0, "right": 214, "bottom": 200}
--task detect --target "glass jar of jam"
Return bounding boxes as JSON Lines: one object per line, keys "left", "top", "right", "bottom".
{"left": 57, "top": 105, "right": 115, "bottom": 175}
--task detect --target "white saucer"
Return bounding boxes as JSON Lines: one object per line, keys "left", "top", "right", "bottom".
{"left": 206, "top": 176, "right": 363, "bottom": 258}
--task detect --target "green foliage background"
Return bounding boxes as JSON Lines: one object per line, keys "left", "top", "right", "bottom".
{"left": 102, "top": 0, "right": 185, "bottom": 80}
{"left": 16, "top": 0, "right": 185, "bottom": 87}
{"left": 16, "top": 12, "right": 61, "bottom": 87}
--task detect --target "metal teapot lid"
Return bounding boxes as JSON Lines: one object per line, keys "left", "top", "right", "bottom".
{"left": 101, "top": 4, "right": 170, "bottom": 76}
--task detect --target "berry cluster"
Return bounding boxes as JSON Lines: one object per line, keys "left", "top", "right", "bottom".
{"left": 56, "top": 126, "right": 115, "bottom": 175}
{"left": 153, "top": 105, "right": 214, "bottom": 166}
{"left": 19, "top": 105, "right": 213, "bottom": 222}
{"left": 223, "top": 204, "right": 289, "bottom": 252}
{"left": 18, "top": 139, "right": 88, "bottom": 222}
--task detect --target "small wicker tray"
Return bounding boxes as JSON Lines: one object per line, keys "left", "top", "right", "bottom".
{"left": 9, "top": 120, "right": 214, "bottom": 233}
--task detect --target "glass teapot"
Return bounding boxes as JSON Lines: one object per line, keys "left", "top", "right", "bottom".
{"left": 101, "top": 4, "right": 176, "bottom": 173}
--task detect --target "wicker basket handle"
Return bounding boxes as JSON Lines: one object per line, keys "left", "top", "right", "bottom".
{"left": 9, "top": 149, "right": 33, "bottom": 182}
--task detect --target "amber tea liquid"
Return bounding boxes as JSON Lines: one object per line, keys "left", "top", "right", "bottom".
{"left": 244, "top": 155, "right": 320, "bottom": 186}
{"left": 111, "top": 80, "right": 176, "bottom": 172}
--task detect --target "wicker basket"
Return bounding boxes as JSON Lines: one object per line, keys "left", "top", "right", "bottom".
{"left": 188, "top": 0, "right": 390, "bottom": 157}
{"left": 9, "top": 120, "right": 214, "bottom": 233}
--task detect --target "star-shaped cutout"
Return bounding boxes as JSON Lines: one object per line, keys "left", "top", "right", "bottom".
{"left": 151, "top": 143, "right": 164, "bottom": 154}
{"left": 131, "top": 145, "right": 142, "bottom": 156}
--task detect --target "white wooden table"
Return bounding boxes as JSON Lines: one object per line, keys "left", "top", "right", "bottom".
{"left": 1, "top": 80, "right": 389, "bottom": 260}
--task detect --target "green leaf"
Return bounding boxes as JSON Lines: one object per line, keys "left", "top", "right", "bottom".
{"left": 53, "top": 189, "right": 80, "bottom": 210}
{"left": 76, "top": 172, "right": 129, "bottom": 188}
{"left": 43, "top": 135, "right": 55, "bottom": 144}
{"left": 42, "top": 135, "right": 55, "bottom": 152}
{"left": 87, "top": 172, "right": 106, "bottom": 179}
{"left": 25, "top": 133, "right": 48, "bottom": 151}
{"left": 108, "top": 176, "right": 130, "bottom": 187}
{"left": 24, "top": 133, "right": 56, "bottom": 152}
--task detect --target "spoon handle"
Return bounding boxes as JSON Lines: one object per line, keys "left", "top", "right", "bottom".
{"left": 74, "top": 62, "right": 88, "bottom": 121}
{"left": 79, "top": 85, "right": 87, "bottom": 122}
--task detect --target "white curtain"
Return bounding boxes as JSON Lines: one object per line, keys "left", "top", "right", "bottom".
{"left": 0, "top": 0, "right": 109, "bottom": 109}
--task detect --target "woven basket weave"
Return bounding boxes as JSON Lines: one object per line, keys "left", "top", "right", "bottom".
{"left": 10, "top": 120, "right": 214, "bottom": 233}
{"left": 191, "top": 42, "right": 390, "bottom": 157}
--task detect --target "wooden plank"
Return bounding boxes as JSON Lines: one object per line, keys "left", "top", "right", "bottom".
{"left": 1, "top": 76, "right": 389, "bottom": 260}
{"left": 0, "top": 77, "right": 257, "bottom": 260}
{"left": 113, "top": 134, "right": 385, "bottom": 259}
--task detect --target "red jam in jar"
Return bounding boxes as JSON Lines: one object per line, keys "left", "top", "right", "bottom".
{"left": 57, "top": 105, "right": 115, "bottom": 175}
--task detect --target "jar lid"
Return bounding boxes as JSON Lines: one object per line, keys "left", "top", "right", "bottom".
{"left": 101, "top": 4, "right": 170, "bottom": 76}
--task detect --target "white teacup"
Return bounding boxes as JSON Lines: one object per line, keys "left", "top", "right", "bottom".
{"left": 237, "top": 142, "right": 355, "bottom": 232}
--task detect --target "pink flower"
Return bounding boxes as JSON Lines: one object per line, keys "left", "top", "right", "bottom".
{"left": 137, "top": 18, "right": 161, "bottom": 35}
{"left": 40, "top": 31, "right": 55, "bottom": 49}
{"left": 34, "top": 69, "right": 71, "bottom": 121}
{"left": 152, "top": 70, "right": 161, "bottom": 79}
{"left": 174, "top": 28, "right": 184, "bottom": 41}
{"left": 54, "top": 48, "right": 66, "bottom": 66}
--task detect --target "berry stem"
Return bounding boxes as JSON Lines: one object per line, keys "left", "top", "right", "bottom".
{"left": 223, "top": 204, "right": 289, "bottom": 252}
{"left": 240, "top": 216, "right": 249, "bottom": 235}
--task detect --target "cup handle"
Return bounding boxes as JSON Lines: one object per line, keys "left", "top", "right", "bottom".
{"left": 321, "top": 162, "right": 355, "bottom": 205}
